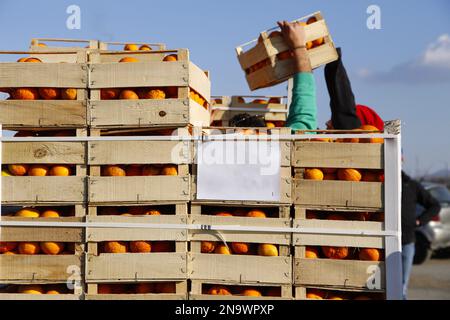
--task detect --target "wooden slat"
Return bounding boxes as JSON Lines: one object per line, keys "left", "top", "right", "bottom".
{"left": 293, "top": 142, "right": 384, "bottom": 169}
{"left": 3, "top": 142, "right": 85, "bottom": 164}
{"left": 0, "top": 63, "right": 87, "bottom": 88}
{"left": 188, "top": 62, "right": 211, "bottom": 103}
{"left": 0, "top": 255, "right": 82, "bottom": 282}
{"left": 0, "top": 100, "right": 86, "bottom": 128}
{"left": 85, "top": 253, "right": 187, "bottom": 281}
{"left": 293, "top": 180, "right": 383, "bottom": 209}
{"left": 188, "top": 253, "right": 292, "bottom": 284}
{"left": 2, "top": 176, "right": 86, "bottom": 204}
{"left": 88, "top": 176, "right": 190, "bottom": 203}
{"left": 294, "top": 258, "right": 386, "bottom": 289}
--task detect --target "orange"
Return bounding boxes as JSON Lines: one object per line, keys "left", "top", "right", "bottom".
{"left": 12, "top": 88, "right": 39, "bottom": 100}
{"left": 142, "top": 165, "right": 160, "bottom": 176}
{"left": 124, "top": 44, "right": 139, "bottom": 51}
{"left": 18, "top": 242, "right": 41, "bottom": 254}
{"left": 40, "top": 242, "right": 65, "bottom": 255}
{"left": 252, "top": 99, "right": 267, "bottom": 104}
{"left": 241, "top": 288, "right": 262, "bottom": 296}
{"left": 359, "top": 125, "right": 384, "bottom": 143}
{"left": 19, "top": 285, "right": 44, "bottom": 294}
{"left": 151, "top": 241, "right": 173, "bottom": 252}
{"left": 45, "top": 290, "right": 60, "bottom": 294}
{"left": 359, "top": 248, "right": 381, "bottom": 261}
{"left": 268, "top": 97, "right": 281, "bottom": 104}
{"left": 24, "top": 57, "right": 42, "bottom": 63}
{"left": 119, "top": 89, "right": 139, "bottom": 100}
{"left": 311, "top": 137, "right": 332, "bottom": 142}
{"left": 135, "top": 283, "right": 154, "bottom": 293}
{"left": 37, "top": 43, "right": 47, "bottom": 47}
{"left": 329, "top": 296, "right": 345, "bottom": 300}
{"left": 246, "top": 210, "right": 266, "bottom": 218}
{"left": 266, "top": 122, "right": 275, "bottom": 128}
{"left": 49, "top": 165, "right": 71, "bottom": 176}
{"left": 207, "top": 286, "right": 232, "bottom": 295}
{"left": 3, "top": 251, "right": 17, "bottom": 255}
{"left": 125, "top": 165, "right": 142, "bottom": 176}
{"left": 0, "top": 242, "right": 18, "bottom": 253}
{"left": 101, "top": 88, "right": 121, "bottom": 100}
{"left": 321, "top": 246, "right": 349, "bottom": 259}
{"left": 139, "top": 44, "right": 152, "bottom": 51}
{"left": 17, "top": 57, "right": 29, "bottom": 62}
{"left": 257, "top": 244, "right": 278, "bottom": 256}
{"left": 41, "top": 209, "right": 60, "bottom": 218}
{"left": 306, "top": 17, "right": 325, "bottom": 47}
{"left": 337, "top": 168, "right": 362, "bottom": 182}
{"left": 15, "top": 207, "right": 40, "bottom": 218}
{"left": 146, "top": 209, "right": 161, "bottom": 216}
{"left": 231, "top": 242, "right": 250, "bottom": 254}
{"left": 306, "top": 289, "right": 324, "bottom": 299}
{"left": 8, "top": 164, "right": 29, "bottom": 176}
{"left": 119, "top": 57, "right": 139, "bottom": 63}
{"left": 28, "top": 164, "right": 49, "bottom": 176}
{"left": 215, "top": 211, "right": 233, "bottom": 217}
{"left": 305, "top": 246, "right": 319, "bottom": 259}
{"left": 161, "top": 165, "right": 178, "bottom": 176}
{"left": 304, "top": 168, "right": 324, "bottom": 180}
{"left": 130, "top": 241, "right": 152, "bottom": 253}
{"left": 154, "top": 282, "right": 176, "bottom": 293}
{"left": 237, "top": 97, "right": 245, "bottom": 104}
{"left": 163, "top": 54, "right": 178, "bottom": 62}
{"left": 39, "top": 88, "right": 60, "bottom": 100}
{"left": 142, "top": 89, "right": 166, "bottom": 99}
{"left": 102, "top": 165, "right": 126, "bottom": 176}
{"left": 61, "top": 88, "right": 77, "bottom": 100}
{"left": 214, "top": 244, "right": 231, "bottom": 255}
{"left": 201, "top": 241, "right": 216, "bottom": 253}
{"left": 103, "top": 241, "right": 128, "bottom": 253}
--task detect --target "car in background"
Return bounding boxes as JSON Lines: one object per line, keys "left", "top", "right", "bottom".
{"left": 414, "top": 182, "right": 450, "bottom": 264}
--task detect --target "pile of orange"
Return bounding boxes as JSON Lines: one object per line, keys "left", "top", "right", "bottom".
{"left": 201, "top": 241, "right": 279, "bottom": 257}
{"left": 303, "top": 168, "right": 384, "bottom": 182}
{"left": 305, "top": 246, "right": 383, "bottom": 261}
{"left": 98, "top": 282, "right": 176, "bottom": 294}
{"left": 16, "top": 284, "right": 72, "bottom": 295}
{"left": 5, "top": 164, "right": 72, "bottom": 176}
{"left": 310, "top": 125, "right": 384, "bottom": 144}
{"left": 204, "top": 285, "right": 281, "bottom": 297}
{"left": 123, "top": 44, "right": 154, "bottom": 51}
{"left": 0, "top": 241, "right": 74, "bottom": 255}
{"left": 189, "top": 88, "right": 207, "bottom": 107}
{"left": 98, "top": 206, "right": 164, "bottom": 216}
{"left": 100, "top": 241, "right": 174, "bottom": 253}
{"left": 101, "top": 164, "right": 178, "bottom": 176}
{"left": 306, "top": 288, "right": 383, "bottom": 300}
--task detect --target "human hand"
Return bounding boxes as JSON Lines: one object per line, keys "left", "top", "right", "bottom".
{"left": 277, "top": 20, "right": 306, "bottom": 49}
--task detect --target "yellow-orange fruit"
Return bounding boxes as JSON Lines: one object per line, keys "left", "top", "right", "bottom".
{"left": 130, "top": 241, "right": 152, "bottom": 253}
{"left": 40, "top": 242, "right": 65, "bottom": 255}
{"left": 45, "top": 290, "right": 60, "bottom": 294}
{"left": 119, "top": 57, "right": 139, "bottom": 63}
{"left": 266, "top": 122, "right": 276, "bottom": 128}
{"left": 214, "top": 244, "right": 231, "bottom": 255}
{"left": 252, "top": 99, "right": 267, "bottom": 104}
{"left": 17, "top": 57, "right": 29, "bottom": 62}
{"left": 12, "top": 88, "right": 39, "bottom": 100}
{"left": 102, "top": 165, "right": 126, "bottom": 176}
{"left": 0, "top": 242, "right": 18, "bottom": 253}
{"left": 161, "top": 165, "right": 178, "bottom": 176}
{"left": 146, "top": 209, "right": 161, "bottom": 216}
{"left": 125, "top": 165, "right": 142, "bottom": 176}
{"left": 19, "top": 285, "right": 44, "bottom": 294}
{"left": 49, "top": 165, "right": 71, "bottom": 176}
{"left": 142, "top": 89, "right": 166, "bottom": 99}
{"left": 359, "top": 248, "right": 381, "bottom": 261}
{"left": 139, "top": 44, "right": 152, "bottom": 51}
{"left": 123, "top": 44, "right": 139, "bottom": 51}
{"left": 28, "top": 164, "right": 49, "bottom": 176}
{"left": 257, "top": 244, "right": 278, "bottom": 256}
{"left": 311, "top": 137, "right": 332, "bottom": 142}
{"left": 142, "top": 165, "right": 160, "bottom": 176}
{"left": 15, "top": 208, "right": 40, "bottom": 218}
{"left": 61, "top": 88, "right": 77, "bottom": 100}
{"left": 103, "top": 241, "right": 128, "bottom": 253}
{"left": 39, "top": 88, "right": 60, "bottom": 100}
{"left": 37, "top": 43, "right": 47, "bottom": 47}
{"left": 101, "top": 88, "right": 121, "bottom": 100}
{"left": 329, "top": 296, "right": 345, "bottom": 300}
{"left": 135, "top": 283, "right": 154, "bottom": 293}
{"left": 41, "top": 210, "right": 60, "bottom": 218}
{"left": 322, "top": 246, "right": 349, "bottom": 259}
{"left": 201, "top": 241, "right": 216, "bottom": 253}
{"left": 359, "top": 125, "right": 384, "bottom": 143}
{"left": 207, "top": 286, "right": 232, "bottom": 295}
{"left": 337, "top": 168, "right": 362, "bottom": 182}
{"left": 246, "top": 210, "right": 266, "bottom": 218}
{"left": 119, "top": 89, "right": 139, "bottom": 100}
{"left": 8, "top": 164, "right": 29, "bottom": 176}
{"left": 3, "top": 251, "right": 16, "bottom": 255}
{"left": 215, "top": 211, "right": 233, "bottom": 217}
{"left": 306, "top": 289, "right": 324, "bottom": 299}
{"left": 151, "top": 241, "right": 173, "bottom": 252}
{"left": 268, "top": 97, "right": 281, "bottom": 104}
{"left": 304, "top": 168, "right": 324, "bottom": 180}
{"left": 24, "top": 57, "right": 42, "bottom": 63}
{"left": 18, "top": 242, "right": 41, "bottom": 254}
{"left": 305, "top": 246, "right": 319, "bottom": 259}
{"left": 163, "top": 54, "right": 178, "bottom": 62}
{"left": 241, "top": 288, "right": 262, "bottom": 296}
{"left": 231, "top": 242, "right": 250, "bottom": 255}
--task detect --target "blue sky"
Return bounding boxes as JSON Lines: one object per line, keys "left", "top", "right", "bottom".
{"left": 0, "top": 0, "right": 449, "bottom": 176}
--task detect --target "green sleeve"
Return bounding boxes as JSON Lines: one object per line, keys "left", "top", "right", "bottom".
{"left": 286, "top": 72, "right": 317, "bottom": 131}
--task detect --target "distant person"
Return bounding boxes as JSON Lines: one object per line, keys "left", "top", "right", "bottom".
{"left": 230, "top": 21, "right": 317, "bottom": 130}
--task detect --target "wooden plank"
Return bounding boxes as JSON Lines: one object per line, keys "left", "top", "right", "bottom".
{"left": 293, "top": 180, "right": 383, "bottom": 209}
{"left": 85, "top": 253, "right": 187, "bottom": 281}
{"left": 3, "top": 142, "right": 85, "bottom": 164}
{"left": 188, "top": 62, "right": 211, "bottom": 103}
{"left": 2, "top": 176, "right": 86, "bottom": 204}
{"left": 0, "top": 255, "right": 82, "bottom": 282}
{"left": 294, "top": 258, "right": 385, "bottom": 289}
{"left": 293, "top": 142, "right": 384, "bottom": 169}
{"left": 0, "top": 63, "right": 87, "bottom": 88}
{"left": 88, "top": 140, "right": 193, "bottom": 165}
{"left": 189, "top": 215, "right": 291, "bottom": 245}
{"left": 86, "top": 215, "right": 188, "bottom": 242}
{"left": 0, "top": 100, "right": 87, "bottom": 128}
{"left": 88, "top": 176, "right": 190, "bottom": 203}
{"left": 188, "top": 253, "right": 292, "bottom": 284}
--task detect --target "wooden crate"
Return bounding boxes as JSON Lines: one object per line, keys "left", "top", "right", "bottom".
{"left": 30, "top": 38, "right": 101, "bottom": 52}
{"left": 235, "top": 12, "right": 338, "bottom": 90}
{"left": 85, "top": 280, "right": 187, "bottom": 300}
{"left": 192, "top": 127, "right": 292, "bottom": 204}
{"left": 85, "top": 214, "right": 188, "bottom": 283}
{"left": 294, "top": 286, "right": 385, "bottom": 300}
{"left": 1, "top": 130, "right": 88, "bottom": 204}
{"left": 87, "top": 49, "right": 211, "bottom": 128}
{"left": 189, "top": 280, "right": 292, "bottom": 300}
{"left": 210, "top": 95, "right": 287, "bottom": 126}
{"left": 188, "top": 204, "right": 291, "bottom": 285}
{"left": 87, "top": 129, "right": 192, "bottom": 204}
{"left": 0, "top": 51, "right": 88, "bottom": 130}
{"left": 0, "top": 216, "right": 84, "bottom": 285}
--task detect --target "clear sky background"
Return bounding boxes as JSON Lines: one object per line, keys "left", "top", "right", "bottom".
{"left": 0, "top": 0, "right": 449, "bottom": 177}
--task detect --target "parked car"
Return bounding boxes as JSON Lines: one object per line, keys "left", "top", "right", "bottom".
{"left": 414, "top": 182, "right": 450, "bottom": 264}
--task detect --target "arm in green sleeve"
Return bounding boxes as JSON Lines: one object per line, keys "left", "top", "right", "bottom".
{"left": 286, "top": 72, "right": 317, "bottom": 131}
